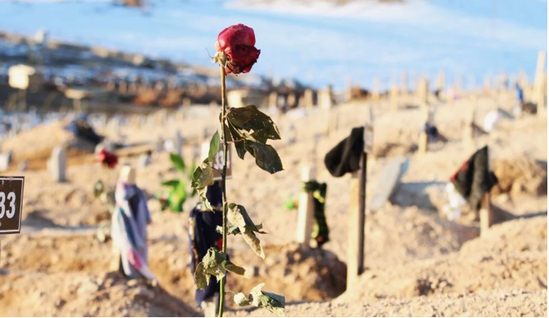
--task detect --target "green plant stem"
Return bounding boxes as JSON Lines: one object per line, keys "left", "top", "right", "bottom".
{"left": 218, "top": 61, "right": 229, "bottom": 318}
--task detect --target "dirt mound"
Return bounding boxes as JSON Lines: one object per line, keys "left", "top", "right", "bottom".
{"left": 1, "top": 233, "right": 347, "bottom": 315}
{"left": 460, "top": 215, "right": 547, "bottom": 254}
{"left": 229, "top": 243, "right": 347, "bottom": 303}
{"left": 360, "top": 206, "right": 479, "bottom": 269}
{"left": 0, "top": 271, "right": 197, "bottom": 317}
{"left": 336, "top": 251, "right": 546, "bottom": 305}
{"left": 492, "top": 157, "right": 547, "bottom": 197}
{"left": 228, "top": 289, "right": 547, "bottom": 317}
{"left": 334, "top": 215, "right": 547, "bottom": 306}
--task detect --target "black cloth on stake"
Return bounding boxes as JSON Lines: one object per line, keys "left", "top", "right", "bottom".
{"left": 324, "top": 127, "right": 364, "bottom": 177}
{"left": 451, "top": 146, "right": 498, "bottom": 212}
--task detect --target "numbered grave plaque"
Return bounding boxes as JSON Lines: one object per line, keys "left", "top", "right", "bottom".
{"left": 0, "top": 176, "right": 24, "bottom": 234}
{"left": 201, "top": 143, "right": 233, "bottom": 181}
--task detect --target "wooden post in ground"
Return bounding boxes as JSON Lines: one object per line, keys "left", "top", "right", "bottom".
{"left": 437, "top": 71, "right": 445, "bottom": 96}
{"left": 400, "top": 72, "right": 408, "bottom": 105}
{"left": 347, "top": 111, "right": 373, "bottom": 289}
{"left": 416, "top": 77, "right": 428, "bottom": 109}
{"left": 479, "top": 193, "right": 493, "bottom": 237}
{"left": 48, "top": 146, "right": 67, "bottom": 182}
{"left": 464, "top": 95, "right": 477, "bottom": 148}
{"left": 296, "top": 166, "right": 316, "bottom": 248}
{"left": 372, "top": 78, "right": 380, "bottom": 101}
{"left": 390, "top": 84, "right": 399, "bottom": 112}
{"left": 534, "top": 50, "right": 547, "bottom": 114}
{"left": 417, "top": 78, "right": 429, "bottom": 155}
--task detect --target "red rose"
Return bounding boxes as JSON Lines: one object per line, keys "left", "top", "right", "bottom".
{"left": 215, "top": 24, "right": 260, "bottom": 74}
{"left": 96, "top": 149, "right": 118, "bottom": 169}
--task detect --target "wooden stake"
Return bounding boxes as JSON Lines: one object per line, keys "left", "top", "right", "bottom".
{"left": 297, "top": 166, "right": 316, "bottom": 248}
{"left": 347, "top": 155, "right": 367, "bottom": 287}
{"left": 347, "top": 118, "right": 371, "bottom": 289}
{"left": 534, "top": 51, "right": 547, "bottom": 113}
{"left": 372, "top": 78, "right": 380, "bottom": 101}
{"left": 390, "top": 84, "right": 399, "bottom": 113}
{"left": 418, "top": 85, "right": 430, "bottom": 155}
{"left": 464, "top": 95, "right": 477, "bottom": 148}
{"left": 480, "top": 193, "right": 493, "bottom": 237}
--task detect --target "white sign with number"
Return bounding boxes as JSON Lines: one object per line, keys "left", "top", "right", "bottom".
{"left": 364, "top": 123, "right": 374, "bottom": 154}
{"left": 201, "top": 143, "right": 233, "bottom": 181}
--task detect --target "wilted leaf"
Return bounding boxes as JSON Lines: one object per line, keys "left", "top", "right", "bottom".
{"left": 170, "top": 153, "right": 186, "bottom": 173}
{"left": 194, "top": 262, "right": 208, "bottom": 289}
{"left": 197, "top": 248, "right": 228, "bottom": 284}
{"left": 243, "top": 231, "right": 265, "bottom": 259}
{"left": 225, "top": 262, "right": 246, "bottom": 276}
{"left": 227, "top": 203, "right": 265, "bottom": 258}
{"left": 249, "top": 283, "right": 286, "bottom": 317}
{"left": 228, "top": 106, "right": 281, "bottom": 140}
{"left": 197, "top": 188, "right": 214, "bottom": 211}
{"left": 223, "top": 124, "right": 233, "bottom": 142}
{"left": 228, "top": 203, "right": 259, "bottom": 232}
{"left": 234, "top": 292, "right": 251, "bottom": 306}
{"left": 245, "top": 141, "right": 283, "bottom": 174}
{"left": 208, "top": 131, "right": 220, "bottom": 162}
{"left": 218, "top": 224, "right": 266, "bottom": 236}
{"left": 234, "top": 140, "right": 246, "bottom": 159}
{"left": 191, "top": 160, "right": 214, "bottom": 190}
{"left": 162, "top": 179, "right": 180, "bottom": 188}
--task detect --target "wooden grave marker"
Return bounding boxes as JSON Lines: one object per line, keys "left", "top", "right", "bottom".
{"left": 347, "top": 106, "right": 374, "bottom": 288}
{"left": 479, "top": 193, "right": 493, "bottom": 237}
{"left": 296, "top": 166, "right": 316, "bottom": 248}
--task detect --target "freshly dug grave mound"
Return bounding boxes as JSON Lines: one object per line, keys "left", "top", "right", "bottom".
{"left": 336, "top": 216, "right": 547, "bottom": 305}
{"left": 359, "top": 206, "right": 479, "bottom": 269}
{"left": 336, "top": 251, "right": 546, "bottom": 305}
{"left": 492, "top": 157, "right": 547, "bottom": 197}
{"left": 0, "top": 271, "right": 197, "bottom": 317}
{"left": 228, "top": 243, "right": 347, "bottom": 303}
{"left": 460, "top": 215, "right": 547, "bottom": 254}
{"left": 1, "top": 233, "right": 348, "bottom": 315}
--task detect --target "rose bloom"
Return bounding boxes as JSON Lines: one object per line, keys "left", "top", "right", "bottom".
{"left": 215, "top": 24, "right": 260, "bottom": 74}
{"left": 96, "top": 149, "right": 118, "bottom": 169}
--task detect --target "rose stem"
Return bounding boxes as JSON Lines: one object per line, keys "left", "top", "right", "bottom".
{"left": 218, "top": 60, "right": 229, "bottom": 318}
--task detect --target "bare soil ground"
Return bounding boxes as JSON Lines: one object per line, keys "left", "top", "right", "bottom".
{"left": 0, "top": 90, "right": 546, "bottom": 316}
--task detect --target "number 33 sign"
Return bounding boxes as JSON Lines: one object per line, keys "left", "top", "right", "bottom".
{"left": 0, "top": 176, "right": 24, "bottom": 234}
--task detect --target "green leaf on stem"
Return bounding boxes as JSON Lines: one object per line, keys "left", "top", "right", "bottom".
{"left": 227, "top": 105, "right": 281, "bottom": 140}
{"left": 208, "top": 131, "right": 220, "bottom": 161}
{"left": 169, "top": 153, "right": 186, "bottom": 173}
